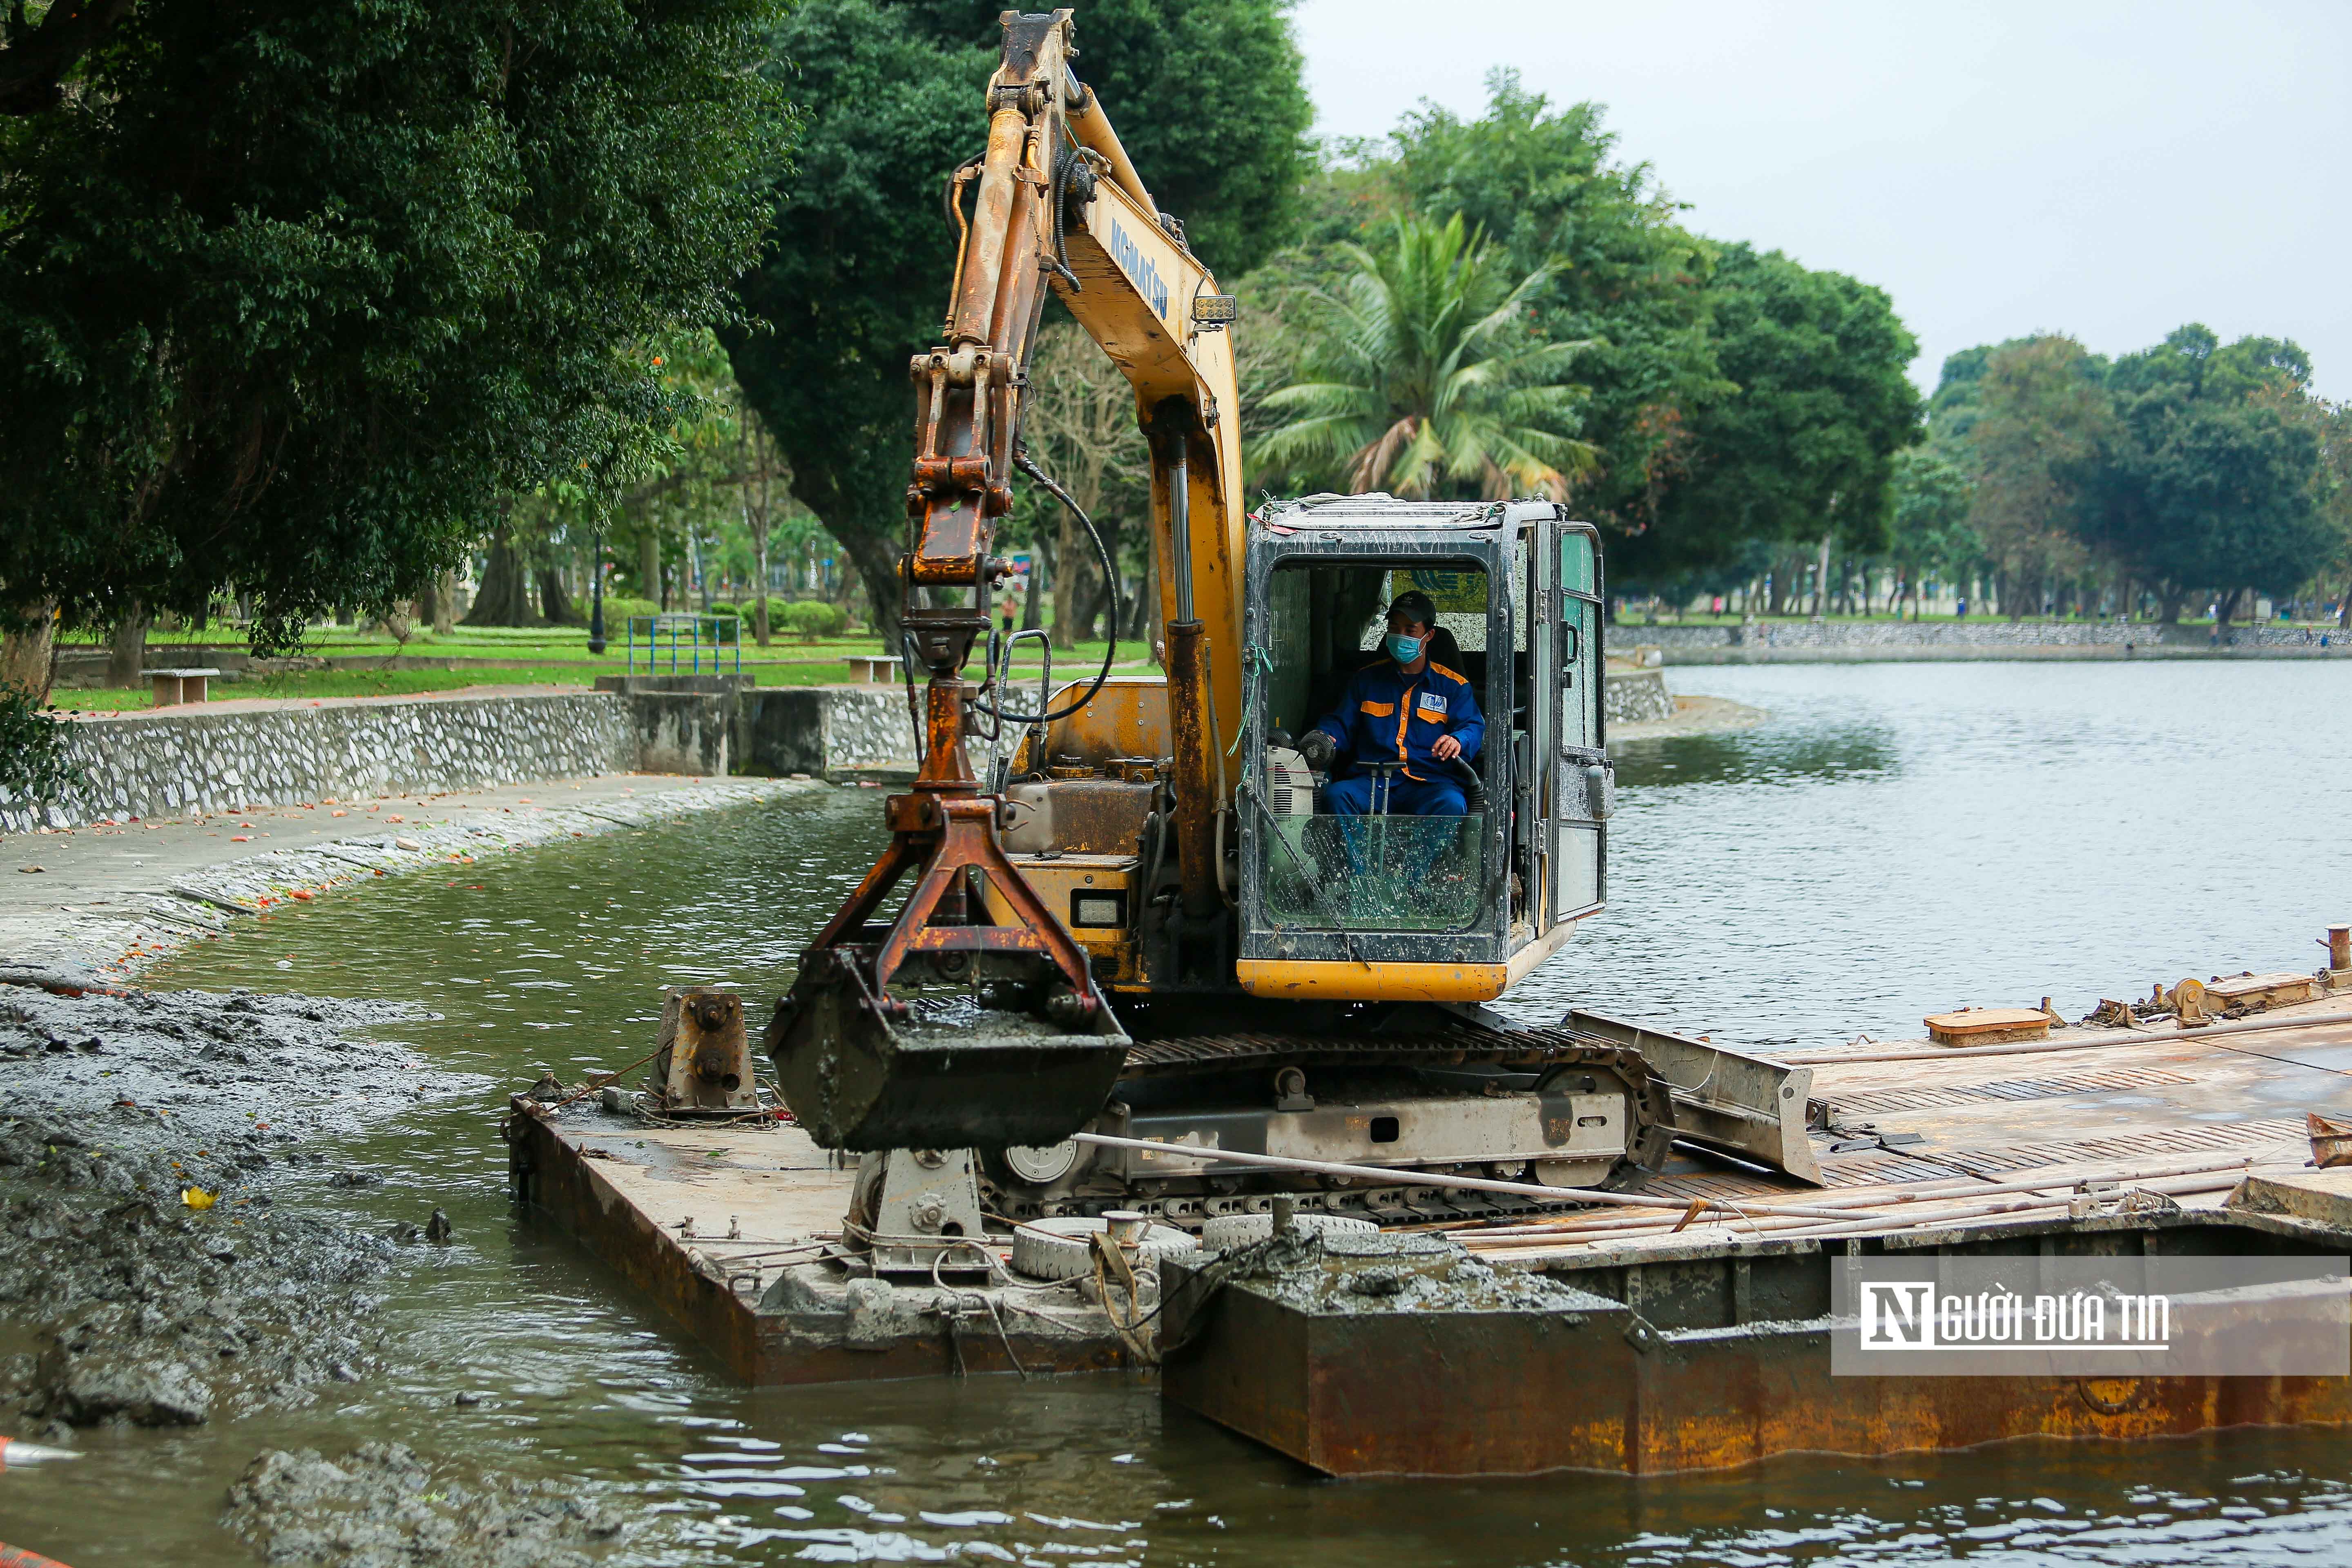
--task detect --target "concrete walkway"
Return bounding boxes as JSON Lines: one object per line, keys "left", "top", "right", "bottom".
{"left": 2, "top": 772, "right": 819, "bottom": 988}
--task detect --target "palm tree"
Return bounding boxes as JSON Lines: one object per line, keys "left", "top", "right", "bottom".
{"left": 1251, "top": 214, "right": 1597, "bottom": 501}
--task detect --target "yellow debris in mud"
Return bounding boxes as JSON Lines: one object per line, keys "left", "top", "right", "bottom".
{"left": 182, "top": 1187, "right": 216, "bottom": 1210}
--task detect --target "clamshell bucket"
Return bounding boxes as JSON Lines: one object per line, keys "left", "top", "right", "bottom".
{"left": 767, "top": 969, "right": 1130, "bottom": 1152}
{"left": 765, "top": 775, "right": 1130, "bottom": 1151}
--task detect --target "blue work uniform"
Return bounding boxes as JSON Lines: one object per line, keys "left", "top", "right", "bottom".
{"left": 1309, "top": 657, "right": 1484, "bottom": 817}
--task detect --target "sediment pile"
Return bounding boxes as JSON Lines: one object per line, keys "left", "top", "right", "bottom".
{"left": 0, "top": 985, "right": 464, "bottom": 1431}
{"left": 0, "top": 979, "right": 622, "bottom": 1561}
{"left": 224, "top": 1443, "right": 625, "bottom": 1568}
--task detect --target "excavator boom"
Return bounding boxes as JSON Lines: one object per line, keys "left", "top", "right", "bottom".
{"left": 765, "top": 9, "right": 1245, "bottom": 1151}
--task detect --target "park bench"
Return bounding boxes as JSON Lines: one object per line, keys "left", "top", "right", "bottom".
{"left": 844, "top": 654, "right": 902, "bottom": 686}
{"left": 149, "top": 667, "right": 220, "bottom": 707}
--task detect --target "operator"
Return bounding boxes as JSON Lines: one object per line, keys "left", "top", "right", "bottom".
{"left": 1297, "top": 590, "right": 1484, "bottom": 816}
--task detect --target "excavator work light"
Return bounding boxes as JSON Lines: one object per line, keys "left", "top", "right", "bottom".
{"left": 1190, "top": 293, "right": 1238, "bottom": 327}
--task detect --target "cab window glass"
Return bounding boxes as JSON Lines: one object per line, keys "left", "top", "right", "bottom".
{"left": 1255, "top": 558, "right": 1491, "bottom": 934}
{"left": 1561, "top": 532, "right": 1598, "bottom": 750}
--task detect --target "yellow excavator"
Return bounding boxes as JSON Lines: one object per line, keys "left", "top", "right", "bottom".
{"left": 765, "top": 11, "right": 1807, "bottom": 1258}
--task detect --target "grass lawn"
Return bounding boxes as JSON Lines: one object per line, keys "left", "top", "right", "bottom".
{"left": 71, "top": 623, "right": 882, "bottom": 666}
{"left": 46, "top": 638, "right": 1159, "bottom": 713}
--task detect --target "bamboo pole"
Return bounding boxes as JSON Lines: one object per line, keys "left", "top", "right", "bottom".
{"left": 1464, "top": 1164, "right": 2263, "bottom": 1249}
{"left": 1067, "top": 1131, "right": 1863, "bottom": 1220}
{"left": 1452, "top": 1151, "right": 2265, "bottom": 1242}
{"left": 1464, "top": 1167, "right": 2274, "bottom": 1261}
{"left": 1778, "top": 1008, "right": 2352, "bottom": 1067}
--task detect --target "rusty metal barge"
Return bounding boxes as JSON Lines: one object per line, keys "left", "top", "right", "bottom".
{"left": 508, "top": 933, "right": 2352, "bottom": 1477}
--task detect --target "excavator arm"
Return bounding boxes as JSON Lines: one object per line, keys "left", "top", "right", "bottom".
{"left": 767, "top": 9, "right": 1245, "bottom": 1150}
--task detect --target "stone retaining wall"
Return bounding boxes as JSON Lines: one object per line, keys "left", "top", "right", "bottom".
{"left": 589, "top": 676, "right": 915, "bottom": 779}
{"left": 5, "top": 693, "right": 634, "bottom": 833}
{"left": 736, "top": 686, "right": 918, "bottom": 777}
{"left": 5, "top": 683, "right": 925, "bottom": 834}
{"left": 11, "top": 673, "right": 1678, "bottom": 834}
{"left": 1617, "top": 620, "right": 2352, "bottom": 662}
{"left": 1602, "top": 669, "right": 1676, "bottom": 723}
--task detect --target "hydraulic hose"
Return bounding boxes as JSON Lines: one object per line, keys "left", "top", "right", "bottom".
{"left": 968, "top": 444, "right": 1120, "bottom": 727}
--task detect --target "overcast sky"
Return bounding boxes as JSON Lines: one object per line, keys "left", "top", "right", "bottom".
{"left": 1290, "top": 0, "right": 2352, "bottom": 401}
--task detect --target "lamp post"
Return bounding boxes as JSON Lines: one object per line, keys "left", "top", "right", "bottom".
{"left": 587, "top": 527, "right": 608, "bottom": 656}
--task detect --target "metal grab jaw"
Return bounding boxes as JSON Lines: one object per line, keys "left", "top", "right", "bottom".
{"left": 770, "top": 9, "right": 1145, "bottom": 1156}
{"left": 765, "top": 613, "right": 1130, "bottom": 1153}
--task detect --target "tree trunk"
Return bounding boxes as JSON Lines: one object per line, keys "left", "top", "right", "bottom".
{"left": 1023, "top": 532, "right": 1049, "bottom": 633}
{"left": 1051, "top": 509, "right": 1087, "bottom": 651}
{"left": 2338, "top": 573, "right": 2350, "bottom": 630}
{"left": 1072, "top": 567, "right": 1107, "bottom": 645}
{"left": 2158, "top": 584, "right": 2183, "bottom": 624}
{"left": 464, "top": 529, "right": 541, "bottom": 626}
{"left": 749, "top": 522, "right": 772, "bottom": 647}
{"left": 108, "top": 596, "right": 150, "bottom": 686}
{"left": 1810, "top": 534, "right": 1832, "bottom": 618}
{"left": 1140, "top": 534, "right": 1163, "bottom": 659}
{"left": 430, "top": 571, "right": 457, "bottom": 633}
{"left": 537, "top": 565, "right": 578, "bottom": 626}
{"left": 635, "top": 531, "right": 661, "bottom": 611}
{"left": 0, "top": 600, "right": 58, "bottom": 704}
{"left": 830, "top": 526, "right": 904, "bottom": 649}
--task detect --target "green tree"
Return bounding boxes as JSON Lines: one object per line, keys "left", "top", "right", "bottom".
{"left": 2267, "top": 393, "right": 2352, "bottom": 627}
{"left": 2106, "top": 323, "right": 2310, "bottom": 406}
{"left": 2080, "top": 325, "right": 2332, "bottom": 623}
{"left": 724, "top": 0, "right": 1312, "bottom": 641}
{"left": 1022, "top": 317, "right": 1150, "bottom": 649}
{"left": 888, "top": 0, "right": 1314, "bottom": 275}
{"left": 1251, "top": 214, "right": 1596, "bottom": 500}
{"left": 1635, "top": 243, "right": 1920, "bottom": 590}
{"left": 2122, "top": 407, "right": 2327, "bottom": 624}
{"left": 1368, "top": 72, "right": 1725, "bottom": 535}
{"left": 1923, "top": 337, "right": 2040, "bottom": 448}
{"left": 1886, "top": 446, "right": 1978, "bottom": 615}
{"left": 0, "top": 0, "right": 787, "bottom": 692}
{"left": 1963, "top": 336, "right": 2113, "bottom": 616}
{"left": 605, "top": 331, "right": 751, "bottom": 616}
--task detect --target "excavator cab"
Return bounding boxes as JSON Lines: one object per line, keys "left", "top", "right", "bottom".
{"left": 1236, "top": 497, "right": 1611, "bottom": 1002}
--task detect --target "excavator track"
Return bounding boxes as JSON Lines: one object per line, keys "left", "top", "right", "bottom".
{"left": 980, "top": 1016, "right": 1674, "bottom": 1232}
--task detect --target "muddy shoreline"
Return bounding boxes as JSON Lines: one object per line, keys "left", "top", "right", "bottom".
{"left": 1608, "top": 691, "right": 1771, "bottom": 742}
{"left": 0, "top": 980, "right": 622, "bottom": 1563}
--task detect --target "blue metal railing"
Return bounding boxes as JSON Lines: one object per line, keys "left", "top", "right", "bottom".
{"left": 625, "top": 614, "right": 743, "bottom": 675}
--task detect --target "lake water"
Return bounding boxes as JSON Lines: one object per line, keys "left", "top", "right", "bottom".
{"left": 17, "top": 660, "right": 2352, "bottom": 1566}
